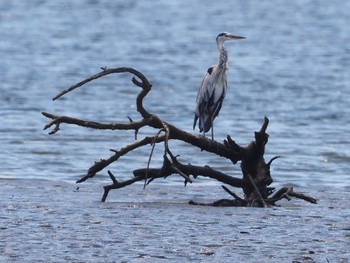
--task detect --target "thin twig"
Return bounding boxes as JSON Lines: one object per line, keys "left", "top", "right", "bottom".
{"left": 246, "top": 173, "right": 269, "bottom": 208}
{"left": 144, "top": 128, "right": 165, "bottom": 189}
{"left": 221, "top": 185, "right": 246, "bottom": 204}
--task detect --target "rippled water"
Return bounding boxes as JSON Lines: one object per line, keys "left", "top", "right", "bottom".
{"left": 1, "top": 181, "right": 349, "bottom": 262}
{"left": 1, "top": 1, "right": 349, "bottom": 262}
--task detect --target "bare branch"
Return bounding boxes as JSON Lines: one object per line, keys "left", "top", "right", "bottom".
{"left": 133, "top": 162, "right": 248, "bottom": 189}
{"left": 288, "top": 190, "right": 317, "bottom": 204}
{"left": 52, "top": 67, "right": 152, "bottom": 118}
{"left": 268, "top": 187, "right": 317, "bottom": 204}
{"left": 42, "top": 112, "right": 150, "bottom": 134}
{"left": 258, "top": 116, "right": 269, "bottom": 134}
{"left": 76, "top": 134, "right": 166, "bottom": 183}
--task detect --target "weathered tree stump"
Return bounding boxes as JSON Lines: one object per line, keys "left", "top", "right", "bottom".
{"left": 43, "top": 67, "right": 317, "bottom": 207}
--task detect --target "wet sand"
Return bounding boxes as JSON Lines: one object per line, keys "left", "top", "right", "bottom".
{"left": 1, "top": 179, "right": 349, "bottom": 262}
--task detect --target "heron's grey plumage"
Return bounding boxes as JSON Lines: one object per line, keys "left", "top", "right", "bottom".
{"left": 193, "top": 32, "right": 245, "bottom": 139}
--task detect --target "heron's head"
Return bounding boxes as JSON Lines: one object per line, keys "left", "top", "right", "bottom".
{"left": 216, "top": 32, "right": 245, "bottom": 45}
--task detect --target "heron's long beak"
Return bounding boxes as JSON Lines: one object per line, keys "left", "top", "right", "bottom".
{"left": 230, "top": 35, "right": 246, "bottom": 40}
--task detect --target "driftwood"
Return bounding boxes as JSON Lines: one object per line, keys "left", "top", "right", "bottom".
{"left": 43, "top": 67, "right": 317, "bottom": 206}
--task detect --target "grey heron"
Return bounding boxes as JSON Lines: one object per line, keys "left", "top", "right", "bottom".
{"left": 193, "top": 32, "right": 245, "bottom": 140}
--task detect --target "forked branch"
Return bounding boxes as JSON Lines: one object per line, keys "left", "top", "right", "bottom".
{"left": 43, "top": 67, "right": 317, "bottom": 206}
{"left": 53, "top": 67, "right": 152, "bottom": 118}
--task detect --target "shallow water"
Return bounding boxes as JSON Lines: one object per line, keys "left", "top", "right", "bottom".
{"left": 1, "top": 0, "right": 350, "bottom": 262}
{"left": 1, "top": 180, "right": 349, "bottom": 262}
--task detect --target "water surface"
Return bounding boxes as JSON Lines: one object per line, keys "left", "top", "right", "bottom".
{"left": 0, "top": 1, "right": 349, "bottom": 262}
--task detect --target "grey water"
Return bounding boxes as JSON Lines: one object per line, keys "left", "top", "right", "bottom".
{"left": 0, "top": 1, "right": 349, "bottom": 262}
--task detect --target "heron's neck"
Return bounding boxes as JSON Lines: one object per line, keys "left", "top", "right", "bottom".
{"left": 217, "top": 44, "right": 228, "bottom": 69}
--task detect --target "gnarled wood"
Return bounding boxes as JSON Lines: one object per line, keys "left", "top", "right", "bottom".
{"left": 43, "top": 67, "right": 317, "bottom": 206}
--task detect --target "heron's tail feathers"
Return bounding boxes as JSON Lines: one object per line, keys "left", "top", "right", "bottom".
{"left": 197, "top": 114, "right": 212, "bottom": 133}
{"left": 202, "top": 117, "right": 212, "bottom": 133}
{"left": 193, "top": 114, "right": 198, "bottom": 130}
{"left": 194, "top": 113, "right": 212, "bottom": 133}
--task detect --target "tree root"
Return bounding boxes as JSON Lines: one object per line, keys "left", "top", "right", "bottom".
{"left": 43, "top": 67, "right": 317, "bottom": 207}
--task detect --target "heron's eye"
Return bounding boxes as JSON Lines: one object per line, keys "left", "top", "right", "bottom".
{"left": 216, "top": 33, "right": 226, "bottom": 41}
